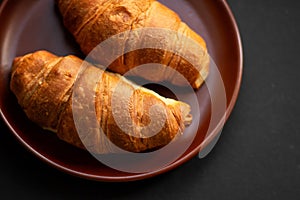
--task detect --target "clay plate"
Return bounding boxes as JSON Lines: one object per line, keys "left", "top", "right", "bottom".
{"left": 0, "top": 0, "right": 243, "bottom": 181}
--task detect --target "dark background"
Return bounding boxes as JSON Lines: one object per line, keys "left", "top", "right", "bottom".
{"left": 0, "top": 0, "right": 299, "bottom": 199}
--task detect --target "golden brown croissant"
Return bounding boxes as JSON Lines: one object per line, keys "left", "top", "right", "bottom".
{"left": 10, "top": 50, "right": 192, "bottom": 154}
{"left": 57, "top": 0, "right": 209, "bottom": 89}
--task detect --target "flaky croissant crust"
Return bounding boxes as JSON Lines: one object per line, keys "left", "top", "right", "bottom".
{"left": 10, "top": 50, "right": 192, "bottom": 154}
{"left": 57, "top": 0, "right": 210, "bottom": 89}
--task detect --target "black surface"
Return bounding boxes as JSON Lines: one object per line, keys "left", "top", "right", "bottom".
{"left": 0, "top": 0, "right": 299, "bottom": 199}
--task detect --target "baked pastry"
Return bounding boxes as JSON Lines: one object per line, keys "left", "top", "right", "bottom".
{"left": 10, "top": 50, "right": 192, "bottom": 154}
{"left": 57, "top": 0, "right": 210, "bottom": 89}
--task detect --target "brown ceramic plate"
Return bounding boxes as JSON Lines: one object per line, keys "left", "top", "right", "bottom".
{"left": 0, "top": 0, "right": 242, "bottom": 181}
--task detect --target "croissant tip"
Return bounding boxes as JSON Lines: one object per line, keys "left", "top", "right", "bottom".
{"left": 184, "top": 114, "right": 193, "bottom": 126}
{"left": 180, "top": 103, "right": 192, "bottom": 126}
{"left": 13, "top": 56, "right": 22, "bottom": 63}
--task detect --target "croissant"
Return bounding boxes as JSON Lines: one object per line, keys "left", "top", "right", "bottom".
{"left": 57, "top": 0, "right": 210, "bottom": 89}
{"left": 10, "top": 50, "right": 192, "bottom": 154}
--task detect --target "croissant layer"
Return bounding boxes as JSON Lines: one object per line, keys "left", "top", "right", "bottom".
{"left": 57, "top": 0, "right": 209, "bottom": 89}
{"left": 10, "top": 50, "right": 192, "bottom": 154}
